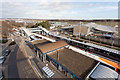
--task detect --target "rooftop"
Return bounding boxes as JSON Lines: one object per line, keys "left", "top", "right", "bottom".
{"left": 90, "top": 64, "right": 119, "bottom": 79}
{"left": 30, "top": 39, "right": 51, "bottom": 47}
{"left": 83, "top": 22, "right": 116, "bottom": 33}
{"left": 37, "top": 40, "right": 68, "bottom": 54}
{"left": 47, "top": 48, "right": 98, "bottom": 79}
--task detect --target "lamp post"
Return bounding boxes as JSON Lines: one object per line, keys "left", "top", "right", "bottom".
{"left": 79, "top": 22, "right": 82, "bottom": 39}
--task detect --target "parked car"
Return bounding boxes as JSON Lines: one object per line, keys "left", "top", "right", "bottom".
{"left": 3, "top": 49, "right": 11, "bottom": 56}
{"left": 0, "top": 56, "right": 5, "bottom": 64}
{"left": 0, "top": 69, "right": 3, "bottom": 80}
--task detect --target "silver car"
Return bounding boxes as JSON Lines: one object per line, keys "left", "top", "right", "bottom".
{"left": 0, "top": 69, "right": 3, "bottom": 80}
{"left": 0, "top": 56, "right": 5, "bottom": 64}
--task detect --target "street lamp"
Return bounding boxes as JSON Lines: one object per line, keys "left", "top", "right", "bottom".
{"left": 79, "top": 22, "right": 82, "bottom": 38}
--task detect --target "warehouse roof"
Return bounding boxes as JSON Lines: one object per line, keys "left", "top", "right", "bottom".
{"left": 47, "top": 48, "right": 98, "bottom": 79}
{"left": 38, "top": 41, "right": 68, "bottom": 54}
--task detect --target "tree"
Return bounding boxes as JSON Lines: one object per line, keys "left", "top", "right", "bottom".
{"left": 30, "top": 21, "right": 51, "bottom": 29}
{"left": 39, "top": 21, "right": 51, "bottom": 29}
{"left": 26, "top": 25, "right": 29, "bottom": 28}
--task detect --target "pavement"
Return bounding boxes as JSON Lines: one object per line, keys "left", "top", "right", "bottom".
{"left": 2, "top": 35, "right": 38, "bottom": 78}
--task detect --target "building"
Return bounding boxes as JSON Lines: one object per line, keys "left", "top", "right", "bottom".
{"left": 21, "top": 26, "right": 120, "bottom": 79}
{"left": 26, "top": 39, "right": 120, "bottom": 80}
{"left": 73, "top": 23, "right": 117, "bottom": 37}
{"left": 60, "top": 26, "right": 74, "bottom": 35}
{"left": 28, "top": 40, "right": 68, "bottom": 63}
{"left": 47, "top": 48, "right": 98, "bottom": 79}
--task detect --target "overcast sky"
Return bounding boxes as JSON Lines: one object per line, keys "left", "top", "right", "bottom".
{"left": 1, "top": 0, "right": 119, "bottom": 19}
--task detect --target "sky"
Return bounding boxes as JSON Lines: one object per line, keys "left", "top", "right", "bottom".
{"left": 1, "top": 0, "right": 119, "bottom": 19}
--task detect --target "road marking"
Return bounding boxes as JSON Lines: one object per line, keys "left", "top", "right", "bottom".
{"left": 33, "top": 65, "right": 43, "bottom": 78}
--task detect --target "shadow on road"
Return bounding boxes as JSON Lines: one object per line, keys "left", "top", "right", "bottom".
{"left": 7, "top": 44, "right": 20, "bottom": 78}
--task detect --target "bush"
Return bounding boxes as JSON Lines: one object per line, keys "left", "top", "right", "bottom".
{"left": 9, "top": 41, "right": 16, "bottom": 46}
{"left": 0, "top": 39, "right": 8, "bottom": 43}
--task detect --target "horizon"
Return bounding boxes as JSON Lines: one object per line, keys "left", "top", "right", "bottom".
{"left": 0, "top": 18, "right": 119, "bottom": 20}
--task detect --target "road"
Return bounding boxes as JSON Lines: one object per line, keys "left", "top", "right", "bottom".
{"left": 2, "top": 35, "right": 38, "bottom": 78}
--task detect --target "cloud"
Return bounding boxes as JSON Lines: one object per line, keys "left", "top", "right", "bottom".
{"left": 88, "top": 6, "right": 118, "bottom": 12}
{"left": 38, "top": 2, "right": 73, "bottom": 12}
{"left": 1, "top": 2, "right": 118, "bottom": 19}
{"left": 1, "top": 0, "right": 119, "bottom": 2}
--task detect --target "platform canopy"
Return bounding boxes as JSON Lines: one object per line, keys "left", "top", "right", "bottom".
{"left": 90, "top": 64, "right": 119, "bottom": 79}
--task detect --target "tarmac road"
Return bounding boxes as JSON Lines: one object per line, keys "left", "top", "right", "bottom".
{"left": 2, "top": 35, "right": 38, "bottom": 78}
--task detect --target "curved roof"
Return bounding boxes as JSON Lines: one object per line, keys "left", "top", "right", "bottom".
{"left": 90, "top": 64, "right": 119, "bottom": 78}
{"left": 83, "top": 23, "right": 116, "bottom": 33}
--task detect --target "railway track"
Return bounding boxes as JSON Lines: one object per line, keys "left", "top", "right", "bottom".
{"left": 74, "top": 37, "right": 120, "bottom": 51}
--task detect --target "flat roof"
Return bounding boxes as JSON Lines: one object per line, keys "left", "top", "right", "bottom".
{"left": 47, "top": 48, "right": 98, "bottom": 79}
{"left": 38, "top": 41, "right": 68, "bottom": 54}
{"left": 30, "top": 39, "right": 51, "bottom": 45}
{"left": 31, "top": 39, "right": 52, "bottom": 47}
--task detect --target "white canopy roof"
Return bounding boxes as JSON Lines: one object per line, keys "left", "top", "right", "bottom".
{"left": 83, "top": 23, "right": 116, "bottom": 33}
{"left": 90, "top": 64, "right": 119, "bottom": 79}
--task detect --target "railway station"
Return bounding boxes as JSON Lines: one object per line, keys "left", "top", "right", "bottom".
{"left": 21, "top": 27, "right": 120, "bottom": 79}
{"left": 26, "top": 39, "right": 119, "bottom": 79}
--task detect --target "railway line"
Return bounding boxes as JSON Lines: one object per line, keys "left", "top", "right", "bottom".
{"left": 50, "top": 34, "right": 120, "bottom": 63}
